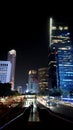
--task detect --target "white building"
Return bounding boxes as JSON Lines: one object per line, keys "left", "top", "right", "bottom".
{"left": 7, "top": 49, "right": 16, "bottom": 90}
{"left": 0, "top": 61, "right": 11, "bottom": 83}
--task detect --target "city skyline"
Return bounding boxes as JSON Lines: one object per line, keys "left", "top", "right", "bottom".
{"left": 0, "top": 9, "right": 73, "bottom": 88}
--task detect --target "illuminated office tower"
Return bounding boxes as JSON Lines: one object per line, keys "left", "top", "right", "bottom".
{"left": 38, "top": 67, "right": 48, "bottom": 94}
{"left": 56, "top": 46, "right": 73, "bottom": 95}
{"left": 0, "top": 61, "right": 11, "bottom": 83}
{"left": 28, "top": 70, "right": 39, "bottom": 94}
{"left": 48, "top": 17, "right": 72, "bottom": 91}
{"left": 49, "top": 17, "right": 71, "bottom": 47}
{"left": 7, "top": 49, "right": 16, "bottom": 90}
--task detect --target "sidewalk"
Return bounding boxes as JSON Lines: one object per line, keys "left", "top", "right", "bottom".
{"left": 28, "top": 104, "right": 40, "bottom": 122}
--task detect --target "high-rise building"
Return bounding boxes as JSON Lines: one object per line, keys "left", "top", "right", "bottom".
{"left": 0, "top": 61, "right": 11, "bottom": 83}
{"left": 7, "top": 49, "right": 16, "bottom": 90}
{"left": 27, "top": 70, "right": 39, "bottom": 94}
{"left": 17, "top": 86, "right": 22, "bottom": 94}
{"left": 48, "top": 17, "right": 73, "bottom": 96}
{"left": 38, "top": 67, "right": 48, "bottom": 94}
{"left": 56, "top": 46, "right": 73, "bottom": 94}
{"left": 49, "top": 18, "right": 71, "bottom": 47}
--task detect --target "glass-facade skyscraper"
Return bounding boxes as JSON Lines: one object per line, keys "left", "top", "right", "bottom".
{"left": 56, "top": 46, "right": 73, "bottom": 94}
{"left": 48, "top": 17, "right": 73, "bottom": 96}
{"left": 49, "top": 18, "right": 70, "bottom": 47}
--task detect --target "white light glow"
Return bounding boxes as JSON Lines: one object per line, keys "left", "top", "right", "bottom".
{"left": 49, "top": 18, "right": 53, "bottom": 46}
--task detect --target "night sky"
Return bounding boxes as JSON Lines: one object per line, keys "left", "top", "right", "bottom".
{"left": 0, "top": 3, "right": 73, "bottom": 88}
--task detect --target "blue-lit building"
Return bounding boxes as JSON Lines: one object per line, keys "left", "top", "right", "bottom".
{"left": 48, "top": 18, "right": 73, "bottom": 96}
{"left": 0, "top": 61, "right": 11, "bottom": 83}
{"left": 56, "top": 46, "right": 73, "bottom": 94}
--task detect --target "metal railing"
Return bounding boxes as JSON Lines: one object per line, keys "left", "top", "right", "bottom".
{"left": 0, "top": 105, "right": 31, "bottom": 130}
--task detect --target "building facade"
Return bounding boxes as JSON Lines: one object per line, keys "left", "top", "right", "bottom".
{"left": 7, "top": 49, "right": 16, "bottom": 90}
{"left": 0, "top": 61, "right": 11, "bottom": 83}
{"left": 27, "top": 70, "right": 39, "bottom": 94}
{"left": 38, "top": 67, "right": 49, "bottom": 94}
{"left": 56, "top": 46, "right": 73, "bottom": 94}
{"left": 48, "top": 17, "right": 73, "bottom": 96}
{"left": 17, "top": 86, "right": 22, "bottom": 94}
